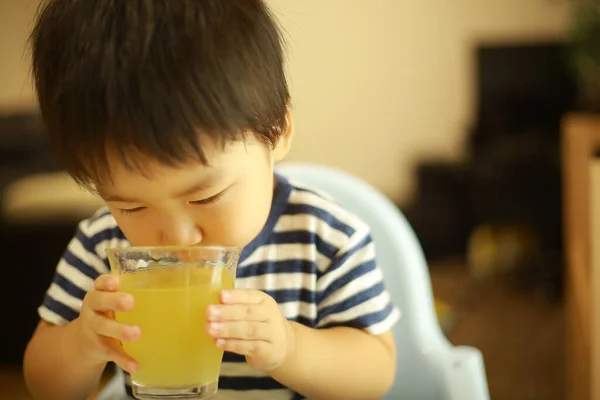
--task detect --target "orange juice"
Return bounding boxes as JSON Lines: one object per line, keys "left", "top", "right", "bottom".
{"left": 115, "top": 264, "right": 234, "bottom": 387}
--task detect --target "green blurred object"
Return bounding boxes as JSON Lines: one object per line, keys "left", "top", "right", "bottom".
{"left": 435, "top": 298, "right": 455, "bottom": 335}
{"left": 570, "top": 0, "right": 600, "bottom": 111}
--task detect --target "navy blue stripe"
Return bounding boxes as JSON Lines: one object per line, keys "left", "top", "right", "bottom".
{"left": 80, "top": 224, "right": 127, "bottom": 249}
{"left": 75, "top": 229, "right": 97, "bottom": 253}
{"left": 318, "top": 301, "right": 395, "bottom": 330}
{"left": 218, "top": 376, "right": 287, "bottom": 391}
{"left": 321, "top": 234, "right": 372, "bottom": 278}
{"left": 76, "top": 222, "right": 125, "bottom": 272}
{"left": 42, "top": 294, "right": 79, "bottom": 322}
{"left": 237, "top": 259, "right": 319, "bottom": 278}
{"left": 62, "top": 248, "right": 102, "bottom": 280}
{"left": 319, "top": 259, "right": 377, "bottom": 304}
{"left": 263, "top": 288, "right": 318, "bottom": 307}
{"left": 291, "top": 186, "right": 323, "bottom": 196}
{"left": 283, "top": 204, "right": 356, "bottom": 237}
{"left": 318, "top": 281, "right": 385, "bottom": 320}
{"left": 268, "top": 231, "right": 339, "bottom": 260}
{"left": 53, "top": 272, "right": 87, "bottom": 301}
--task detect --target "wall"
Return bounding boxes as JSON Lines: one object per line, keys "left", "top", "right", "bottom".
{"left": 0, "top": 0, "right": 574, "bottom": 202}
{"left": 0, "top": 0, "right": 38, "bottom": 112}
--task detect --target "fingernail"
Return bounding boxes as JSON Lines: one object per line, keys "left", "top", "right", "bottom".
{"left": 124, "top": 326, "right": 141, "bottom": 341}
{"left": 209, "top": 323, "right": 222, "bottom": 335}
{"left": 220, "top": 291, "right": 231, "bottom": 303}
{"left": 208, "top": 306, "right": 220, "bottom": 319}
{"left": 106, "top": 277, "right": 118, "bottom": 290}
{"left": 120, "top": 295, "right": 134, "bottom": 309}
{"left": 216, "top": 339, "right": 226, "bottom": 348}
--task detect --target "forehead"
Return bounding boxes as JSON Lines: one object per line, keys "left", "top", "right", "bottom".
{"left": 95, "top": 135, "right": 261, "bottom": 196}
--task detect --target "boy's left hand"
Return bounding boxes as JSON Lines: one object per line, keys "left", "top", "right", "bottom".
{"left": 206, "top": 289, "right": 296, "bottom": 372}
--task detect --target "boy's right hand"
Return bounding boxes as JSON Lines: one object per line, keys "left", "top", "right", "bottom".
{"left": 69, "top": 274, "right": 141, "bottom": 373}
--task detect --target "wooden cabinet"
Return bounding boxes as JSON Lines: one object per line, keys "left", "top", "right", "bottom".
{"left": 562, "top": 113, "right": 600, "bottom": 400}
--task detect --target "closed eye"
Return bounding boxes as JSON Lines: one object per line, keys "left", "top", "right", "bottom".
{"left": 118, "top": 206, "right": 147, "bottom": 217}
{"left": 189, "top": 190, "right": 225, "bottom": 206}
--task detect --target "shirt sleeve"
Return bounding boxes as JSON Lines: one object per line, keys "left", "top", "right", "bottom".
{"left": 315, "top": 226, "right": 400, "bottom": 334}
{"left": 38, "top": 216, "right": 115, "bottom": 326}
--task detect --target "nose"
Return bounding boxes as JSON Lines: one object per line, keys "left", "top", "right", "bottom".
{"left": 160, "top": 217, "right": 203, "bottom": 246}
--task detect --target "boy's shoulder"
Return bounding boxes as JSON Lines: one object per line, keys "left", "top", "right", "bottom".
{"left": 273, "top": 176, "right": 371, "bottom": 258}
{"left": 284, "top": 177, "right": 369, "bottom": 233}
{"left": 77, "top": 207, "right": 127, "bottom": 248}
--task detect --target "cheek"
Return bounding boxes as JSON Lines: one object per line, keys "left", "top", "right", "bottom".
{"left": 204, "top": 180, "right": 273, "bottom": 247}
{"left": 205, "top": 196, "right": 271, "bottom": 247}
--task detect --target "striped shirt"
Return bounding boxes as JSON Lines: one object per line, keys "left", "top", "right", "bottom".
{"left": 38, "top": 174, "right": 400, "bottom": 399}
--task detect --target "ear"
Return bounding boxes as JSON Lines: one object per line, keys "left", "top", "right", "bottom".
{"left": 273, "top": 110, "right": 294, "bottom": 162}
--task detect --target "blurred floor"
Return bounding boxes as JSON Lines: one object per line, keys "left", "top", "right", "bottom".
{"left": 430, "top": 259, "right": 564, "bottom": 400}
{"left": 1, "top": 259, "right": 564, "bottom": 400}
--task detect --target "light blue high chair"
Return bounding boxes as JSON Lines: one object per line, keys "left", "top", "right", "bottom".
{"left": 276, "top": 162, "right": 489, "bottom": 400}
{"left": 98, "top": 162, "right": 490, "bottom": 400}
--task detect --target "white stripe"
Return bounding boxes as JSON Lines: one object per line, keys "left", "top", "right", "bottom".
{"left": 93, "top": 238, "right": 131, "bottom": 262}
{"left": 47, "top": 282, "right": 84, "bottom": 312}
{"left": 213, "top": 389, "right": 293, "bottom": 400}
{"left": 56, "top": 258, "right": 96, "bottom": 293}
{"left": 366, "top": 307, "right": 401, "bottom": 335}
{"left": 317, "top": 290, "right": 392, "bottom": 328}
{"left": 240, "top": 243, "right": 329, "bottom": 271}
{"left": 279, "top": 301, "right": 317, "bottom": 321}
{"left": 274, "top": 213, "right": 350, "bottom": 245}
{"left": 317, "top": 242, "right": 376, "bottom": 291}
{"left": 288, "top": 190, "right": 368, "bottom": 232}
{"left": 318, "top": 267, "right": 382, "bottom": 309}
{"left": 82, "top": 210, "right": 118, "bottom": 237}
{"left": 68, "top": 237, "right": 110, "bottom": 275}
{"left": 236, "top": 272, "right": 316, "bottom": 292}
{"left": 38, "top": 306, "right": 67, "bottom": 326}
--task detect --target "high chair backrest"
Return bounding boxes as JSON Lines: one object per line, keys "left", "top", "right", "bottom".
{"left": 276, "top": 162, "right": 490, "bottom": 400}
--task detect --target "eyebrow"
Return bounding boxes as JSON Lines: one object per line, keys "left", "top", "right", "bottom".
{"left": 99, "top": 171, "right": 223, "bottom": 203}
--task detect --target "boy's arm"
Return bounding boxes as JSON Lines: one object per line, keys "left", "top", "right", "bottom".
{"left": 24, "top": 214, "right": 121, "bottom": 400}
{"left": 273, "top": 226, "right": 399, "bottom": 399}
{"left": 24, "top": 320, "right": 106, "bottom": 400}
{"left": 270, "top": 324, "right": 396, "bottom": 400}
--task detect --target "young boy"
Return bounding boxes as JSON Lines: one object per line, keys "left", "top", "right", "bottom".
{"left": 23, "top": 1, "right": 400, "bottom": 399}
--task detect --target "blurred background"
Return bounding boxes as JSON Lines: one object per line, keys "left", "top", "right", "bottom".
{"left": 1, "top": 0, "right": 599, "bottom": 399}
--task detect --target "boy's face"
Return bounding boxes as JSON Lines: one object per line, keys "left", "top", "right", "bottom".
{"left": 96, "top": 130, "right": 292, "bottom": 248}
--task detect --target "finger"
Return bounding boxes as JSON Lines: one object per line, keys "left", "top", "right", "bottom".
{"left": 94, "top": 274, "right": 120, "bottom": 292}
{"left": 220, "top": 289, "right": 267, "bottom": 305}
{"left": 90, "top": 313, "right": 141, "bottom": 342}
{"left": 207, "top": 321, "right": 272, "bottom": 341}
{"left": 207, "top": 304, "right": 268, "bottom": 322}
{"left": 104, "top": 342, "right": 139, "bottom": 374}
{"left": 215, "top": 338, "right": 268, "bottom": 356}
{"left": 86, "top": 290, "right": 134, "bottom": 312}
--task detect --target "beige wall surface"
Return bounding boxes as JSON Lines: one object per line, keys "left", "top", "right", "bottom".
{"left": 0, "top": 0, "right": 573, "bottom": 202}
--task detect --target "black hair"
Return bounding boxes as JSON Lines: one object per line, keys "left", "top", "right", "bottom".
{"left": 30, "top": 0, "right": 290, "bottom": 189}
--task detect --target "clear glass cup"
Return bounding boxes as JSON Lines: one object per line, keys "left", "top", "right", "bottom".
{"left": 106, "top": 245, "right": 241, "bottom": 399}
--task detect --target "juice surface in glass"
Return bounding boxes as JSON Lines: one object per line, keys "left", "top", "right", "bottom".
{"left": 115, "top": 264, "right": 234, "bottom": 387}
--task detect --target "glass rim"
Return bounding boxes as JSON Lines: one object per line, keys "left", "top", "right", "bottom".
{"left": 105, "top": 244, "right": 243, "bottom": 255}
